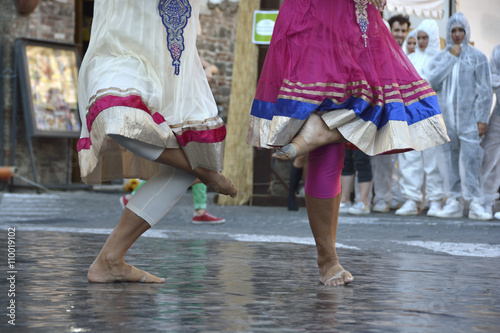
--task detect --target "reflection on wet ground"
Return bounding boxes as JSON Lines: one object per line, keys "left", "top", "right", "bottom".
{"left": 1, "top": 231, "right": 499, "bottom": 332}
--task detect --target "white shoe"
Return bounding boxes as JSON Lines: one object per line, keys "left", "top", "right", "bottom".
{"left": 395, "top": 200, "right": 418, "bottom": 216}
{"left": 468, "top": 202, "right": 493, "bottom": 220}
{"left": 348, "top": 201, "right": 370, "bottom": 215}
{"left": 435, "top": 198, "right": 464, "bottom": 218}
{"left": 485, "top": 204, "right": 493, "bottom": 217}
{"left": 372, "top": 200, "right": 389, "bottom": 213}
{"left": 494, "top": 212, "right": 500, "bottom": 220}
{"left": 427, "top": 201, "right": 442, "bottom": 217}
{"left": 339, "top": 202, "right": 352, "bottom": 214}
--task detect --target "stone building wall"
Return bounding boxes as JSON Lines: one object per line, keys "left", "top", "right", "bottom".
{"left": 1, "top": 0, "right": 238, "bottom": 186}
{"left": 198, "top": 5, "right": 238, "bottom": 121}
{"left": 1, "top": 0, "right": 76, "bottom": 186}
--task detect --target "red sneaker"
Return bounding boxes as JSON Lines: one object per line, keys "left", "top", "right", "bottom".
{"left": 119, "top": 195, "right": 130, "bottom": 209}
{"left": 191, "top": 211, "right": 225, "bottom": 224}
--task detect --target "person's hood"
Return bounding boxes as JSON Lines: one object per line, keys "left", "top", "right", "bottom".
{"left": 402, "top": 28, "right": 418, "bottom": 55}
{"left": 446, "top": 12, "right": 471, "bottom": 48}
{"left": 414, "top": 19, "right": 440, "bottom": 56}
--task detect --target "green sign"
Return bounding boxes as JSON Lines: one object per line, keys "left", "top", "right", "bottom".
{"left": 252, "top": 10, "right": 279, "bottom": 45}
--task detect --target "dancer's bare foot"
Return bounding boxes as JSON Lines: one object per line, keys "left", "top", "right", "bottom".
{"left": 320, "top": 263, "right": 354, "bottom": 286}
{"left": 88, "top": 255, "right": 165, "bottom": 283}
{"left": 274, "top": 113, "right": 345, "bottom": 161}
{"left": 194, "top": 167, "right": 238, "bottom": 198}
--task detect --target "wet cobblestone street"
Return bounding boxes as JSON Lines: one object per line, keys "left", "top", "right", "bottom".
{"left": 1, "top": 228, "right": 499, "bottom": 332}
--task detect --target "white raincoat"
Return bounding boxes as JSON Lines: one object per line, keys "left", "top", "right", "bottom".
{"left": 427, "top": 12, "right": 493, "bottom": 203}
{"left": 408, "top": 19, "right": 440, "bottom": 80}
{"left": 398, "top": 19, "right": 444, "bottom": 204}
{"left": 480, "top": 45, "right": 500, "bottom": 207}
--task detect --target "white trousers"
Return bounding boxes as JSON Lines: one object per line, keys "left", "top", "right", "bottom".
{"left": 398, "top": 146, "right": 444, "bottom": 203}
{"left": 371, "top": 154, "right": 400, "bottom": 204}
{"left": 127, "top": 165, "right": 195, "bottom": 226}
{"left": 441, "top": 124, "right": 484, "bottom": 203}
{"left": 110, "top": 135, "right": 196, "bottom": 226}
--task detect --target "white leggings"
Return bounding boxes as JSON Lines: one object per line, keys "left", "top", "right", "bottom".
{"left": 109, "top": 135, "right": 196, "bottom": 226}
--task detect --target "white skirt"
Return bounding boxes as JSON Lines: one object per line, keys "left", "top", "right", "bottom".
{"left": 77, "top": 0, "right": 225, "bottom": 184}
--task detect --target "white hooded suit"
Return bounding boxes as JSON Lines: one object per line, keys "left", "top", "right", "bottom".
{"left": 427, "top": 12, "right": 492, "bottom": 204}
{"left": 397, "top": 19, "right": 444, "bottom": 205}
{"left": 480, "top": 45, "right": 500, "bottom": 208}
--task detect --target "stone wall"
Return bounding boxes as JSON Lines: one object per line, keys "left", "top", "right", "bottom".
{"left": 1, "top": 0, "right": 76, "bottom": 186}
{"left": 198, "top": 5, "right": 238, "bottom": 121}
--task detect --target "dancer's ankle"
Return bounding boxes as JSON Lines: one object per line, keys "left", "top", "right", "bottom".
{"left": 102, "top": 252, "right": 123, "bottom": 267}
{"left": 318, "top": 257, "right": 340, "bottom": 275}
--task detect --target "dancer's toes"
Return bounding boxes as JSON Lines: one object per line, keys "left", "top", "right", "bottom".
{"left": 321, "top": 264, "right": 354, "bottom": 286}
{"left": 273, "top": 144, "right": 298, "bottom": 161}
{"left": 134, "top": 270, "right": 166, "bottom": 283}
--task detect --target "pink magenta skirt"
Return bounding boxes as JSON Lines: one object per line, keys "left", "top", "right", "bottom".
{"left": 247, "top": 0, "right": 449, "bottom": 156}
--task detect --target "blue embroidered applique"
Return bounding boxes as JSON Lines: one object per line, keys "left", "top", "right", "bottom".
{"left": 158, "top": 0, "right": 192, "bottom": 75}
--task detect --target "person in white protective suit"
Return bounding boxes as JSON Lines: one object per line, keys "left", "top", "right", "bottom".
{"left": 427, "top": 12, "right": 493, "bottom": 220}
{"left": 480, "top": 45, "right": 500, "bottom": 220}
{"left": 395, "top": 19, "right": 445, "bottom": 216}
{"left": 402, "top": 28, "right": 417, "bottom": 55}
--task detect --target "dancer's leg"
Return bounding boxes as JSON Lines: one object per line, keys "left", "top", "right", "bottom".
{"left": 306, "top": 194, "right": 353, "bottom": 286}
{"left": 88, "top": 165, "right": 195, "bottom": 283}
{"left": 155, "top": 148, "right": 237, "bottom": 198}
{"left": 305, "top": 143, "right": 353, "bottom": 286}
{"left": 275, "top": 113, "right": 346, "bottom": 161}
{"left": 87, "top": 209, "right": 161, "bottom": 283}
{"left": 109, "top": 134, "right": 237, "bottom": 198}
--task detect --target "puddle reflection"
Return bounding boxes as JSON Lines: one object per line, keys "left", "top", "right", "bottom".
{"left": 1, "top": 231, "right": 498, "bottom": 332}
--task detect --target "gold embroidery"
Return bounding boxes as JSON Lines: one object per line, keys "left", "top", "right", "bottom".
{"left": 277, "top": 94, "right": 322, "bottom": 105}
{"left": 282, "top": 78, "right": 431, "bottom": 93}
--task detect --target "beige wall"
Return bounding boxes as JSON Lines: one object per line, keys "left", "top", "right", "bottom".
{"left": 457, "top": 0, "right": 500, "bottom": 59}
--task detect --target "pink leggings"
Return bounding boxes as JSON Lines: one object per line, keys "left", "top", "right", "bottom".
{"left": 305, "top": 143, "right": 346, "bottom": 199}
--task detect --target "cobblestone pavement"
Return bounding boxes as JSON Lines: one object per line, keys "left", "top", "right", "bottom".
{"left": 0, "top": 190, "right": 499, "bottom": 332}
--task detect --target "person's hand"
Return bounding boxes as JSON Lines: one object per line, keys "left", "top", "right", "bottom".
{"left": 201, "top": 57, "right": 218, "bottom": 80}
{"left": 368, "top": 0, "right": 387, "bottom": 11}
{"left": 450, "top": 44, "right": 462, "bottom": 57}
{"left": 204, "top": 65, "right": 218, "bottom": 80}
{"left": 478, "top": 122, "right": 488, "bottom": 136}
